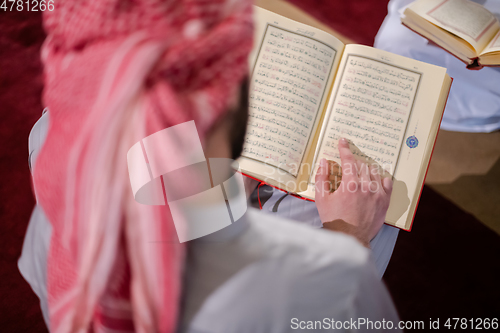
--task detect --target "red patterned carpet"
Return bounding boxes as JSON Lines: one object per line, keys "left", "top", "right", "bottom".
{"left": 0, "top": 9, "right": 48, "bottom": 333}
{"left": 1, "top": 2, "right": 499, "bottom": 332}
{"left": 287, "top": 0, "right": 391, "bottom": 45}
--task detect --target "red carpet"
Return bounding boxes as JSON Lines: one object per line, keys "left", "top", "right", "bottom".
{"left": 0, "top": 9, "right": 48, "bottom": 333}
{"left": 287, "top": 0, "right": 390, "bottom": 45}
{"left": 2, "top": 2, "right": 499, "bottom": 332}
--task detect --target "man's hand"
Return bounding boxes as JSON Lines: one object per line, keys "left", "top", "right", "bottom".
{"left": 315, "top": 138, "right": 393, "bottom": 247}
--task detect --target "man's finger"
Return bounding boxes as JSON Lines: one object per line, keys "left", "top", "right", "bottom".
{"left": 358, "top": 161, "right": 370, "bottom": 183}
{"left": 338, "top": 138, "right": 357, "bottom": 181}
{"left": 369, "top": 164, "right": 382, "bottom": 184}
{"left": 382, "top": 176, "right": 393, "bottom": 195}
{"left": 315, "top": 158, "right": 331, "bottom": 198}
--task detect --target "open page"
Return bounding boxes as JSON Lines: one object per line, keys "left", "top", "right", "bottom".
{"left": 408, "top": 0, "right": 499, "bottom": 56}
{"left": 481, "top": 29, "right": 500, "bottom": 55}
{"left": 480, "top": 29, "right": 500, "bottom": 65}
{"left": 238, "top": 7, "right": 345, "bottom": 192}
{"left": 300, "top": 45, "right": 450, "bottom": 230}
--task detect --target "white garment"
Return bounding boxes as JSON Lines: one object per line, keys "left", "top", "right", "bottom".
{"left": 19, "top": 112, "right": 401, "bottom": 332}
{"left": 374, "top": 0, "right": 500, "bottom": 133}
{"left": 182, "top": 209, "right": 401, "bottom": 333}
{"left": 18, "top": 110, "right": 52, "bottom": 327}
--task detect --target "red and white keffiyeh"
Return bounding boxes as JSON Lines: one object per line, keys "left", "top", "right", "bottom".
{"left": 34, "top": 1, "right": 253, "bottom": 332}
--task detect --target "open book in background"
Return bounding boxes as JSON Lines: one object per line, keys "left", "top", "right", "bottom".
{"left": 401, "top": 0, "right": 500, "bottom": 69}
{"left": 238, "top": 7, "right": 452, "bottom": 231}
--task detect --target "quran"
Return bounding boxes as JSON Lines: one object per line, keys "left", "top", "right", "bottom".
{"left": 401, "top": 0, "right": 500, "bottom": 68}
{"left": 238, "top": 7, "right": 452, "bottom": 231}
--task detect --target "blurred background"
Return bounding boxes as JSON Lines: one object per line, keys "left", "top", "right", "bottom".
{"left": 1, "top": 0, "right": 498, "bottom": 331}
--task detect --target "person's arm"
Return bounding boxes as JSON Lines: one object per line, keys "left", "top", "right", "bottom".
{"left": 315, "top": 138, "right": 393, "bottom": 247}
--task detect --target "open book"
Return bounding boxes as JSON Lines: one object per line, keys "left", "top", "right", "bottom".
{"left": 238, "top": 7, "right": 452, "bottom": 231}
{"left": 401, "top": 0, "right": 500, "bottom": 68}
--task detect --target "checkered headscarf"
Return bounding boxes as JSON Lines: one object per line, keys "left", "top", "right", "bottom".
{"left": 34, "top": 1, "right": 253, "bottom": 331}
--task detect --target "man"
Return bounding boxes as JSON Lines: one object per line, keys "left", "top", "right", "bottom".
{"left": 20, "top": 0, "right": 400, "bottom": 331}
